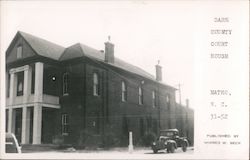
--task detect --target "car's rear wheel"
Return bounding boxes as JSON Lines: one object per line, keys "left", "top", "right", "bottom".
{"left": 153, "top": 149, "right": 158, "bottom": 153}
{"left": 182, "top": 142, "right": 187, "bottom": 152}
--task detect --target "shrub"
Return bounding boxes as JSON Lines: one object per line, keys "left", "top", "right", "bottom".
{"left": 140, "top": 132, "right": 157, "bottom": 147}
{"left": 76, "top": 129, "right": 92, "bottom": 149}
{"left": 52, "top": 134, "right": 64, "bottom": 145}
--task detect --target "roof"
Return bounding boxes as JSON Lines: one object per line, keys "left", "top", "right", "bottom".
{"left": 60, "top": 43, "right": 155, "bottom": 80}
{"left": 18, "top": 31, "right": 65, "bottom": 60}
{"left": 9, "top": 31, "right": 176, "bottom": 89}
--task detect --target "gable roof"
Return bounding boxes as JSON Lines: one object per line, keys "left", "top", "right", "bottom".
{"left": 60, "top": 43, "right": 155, "bottom": 79}
{"left": 18, "top": 31, "right": 65, "bottom": 60}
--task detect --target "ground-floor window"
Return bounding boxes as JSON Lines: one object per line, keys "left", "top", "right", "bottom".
{"left": 61, "top": 114, "right": 69, "bottom": 135}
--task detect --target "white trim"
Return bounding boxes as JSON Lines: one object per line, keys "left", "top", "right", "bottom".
{"left": 6, "top": 102, "right": 60, "bottom": 109}
{"left": 9, "top": 65, "right": 29, "bottom": 74}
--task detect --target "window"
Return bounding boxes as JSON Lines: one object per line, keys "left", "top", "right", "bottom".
{"left": 139, "top": 86, "right": 143, "bottom": 105}
{"left": 152, "top": 91, "right": 156, "bottom": 107}
{"left": 63, "top": 73, "right": 69, "bottom": 95}
{"left": 93, "top": 73, "right": 100, "bottom": 96}
{"left": 121, "top": 81, "right": 127, "bottom": 102}
{"left": 16, "top": 72, "right": 24, "bottom": 96}
{"left": 166, "top": 94, "right": 170, "bottom": 103}
{"left": 62, "top": 114, "right": 69, "bottom": 135}
{"left": 31, "top": 66, "right": 35, "bottom": 94}
{"left": 17, "top": 46, "right": 22, "bottom": 59}
{"left": 166, "top": 94, "right": 170, "bottom": 110}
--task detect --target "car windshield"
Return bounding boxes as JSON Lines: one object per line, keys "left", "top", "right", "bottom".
{"left": 160, "top": 131, "right": 174, "bottom": 137}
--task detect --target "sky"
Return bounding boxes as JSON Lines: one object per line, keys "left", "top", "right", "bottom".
{"left": 1, "top": 1, "right": 196, "bottom": 107}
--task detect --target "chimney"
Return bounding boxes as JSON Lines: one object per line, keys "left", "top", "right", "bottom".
{"left": 186, "top": 99, "right": 189, "bottom": 108}
{"left": 155, "top": 60, "right": 162, "bottom": 81}
{"left": 104, "top": 36, "right": 114, "bottom": 63}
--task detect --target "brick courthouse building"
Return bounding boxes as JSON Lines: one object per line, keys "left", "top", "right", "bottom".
{"left": 5, "top": 31, "right": 194, "bottom": 146}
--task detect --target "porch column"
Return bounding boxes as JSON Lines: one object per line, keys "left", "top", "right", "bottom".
{"left": 6, "top": 72, "right": 8, "bottom": 97}
{"left": 21, "top": 66, "right": 32, "bottom": 144}
{"left": 32, "top": 62, "right": 43, "bottom": 144}
{"left": 22, "top": 65, "right": 31, "bottom": 103}
{"left": 21, "top": 107, "right": 28, "bottom": 144}
{"left": 26, "top": 108, "right": 31, "bottom": 143}
{"left": 33, "top": 104, "right": 42, "bottom": 144}
{"left": 21, "top": 107, "right": 31, "bottom": 144}
{"left": 7, "top": 108, "right": 12, "bottom": 133}
{"left": 9, "top": 72, "right": 15, "bottom": 105}
{"left": 34, "top": 62, "right": 44, "bottom": 103}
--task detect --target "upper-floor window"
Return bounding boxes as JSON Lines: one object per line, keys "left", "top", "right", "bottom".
{"left": 166, "top": 94, "right": 170, "bottom": 109}
{"left": 17, "top": 45, "right": 22, "bottom": 59}
{"left": 166, "top": 94, "right": 170, "bottom": 103}
{"left": 93, "top": 73, "right": 100, "bottom": 96}
{"left": 152, "top": 90, "right": 156, "bottom": 107}
{"left": 121, "top": 81, "right": 127, "bottom": 102}
{"left": 139, "top": 86, "right": 143, "bottom": 105}
{"left": 61, "top": 114, "right": 69, "bottom": 135}
{"left": 63, "top": 73, "right": 69, "bottom": 95}
{"left": 16, "top": 71, "right": 24, "bottom": 96}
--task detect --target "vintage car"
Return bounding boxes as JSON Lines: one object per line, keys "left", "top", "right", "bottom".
{"left": 151, "top": 129, "right": 189, "bottom": 153}
{"left": 6, "top": 133, "right": 22, "bottom": 153}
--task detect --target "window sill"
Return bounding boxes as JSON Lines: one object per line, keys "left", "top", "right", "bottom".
{"left": 63, "top": 93, "right": 69, "bottom": 96}
{"left": 62, "top": 133, "right": 69, "bottom": 136}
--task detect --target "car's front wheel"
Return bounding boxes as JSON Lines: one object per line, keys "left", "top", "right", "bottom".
{"left": 182, "top": 142, "right": 187, "bottom": 152}
{"left": 168, "top": 143, "right": 175, "bottom": 153}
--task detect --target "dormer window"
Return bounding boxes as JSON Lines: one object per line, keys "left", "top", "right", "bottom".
{"left": 17, "top": 45, "right": 22, "bottom": 59}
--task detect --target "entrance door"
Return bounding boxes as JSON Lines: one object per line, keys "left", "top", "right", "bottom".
{"left": 41, "top": 107, "right": 56, "bottom": 144}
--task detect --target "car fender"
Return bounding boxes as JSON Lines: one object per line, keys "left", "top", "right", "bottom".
{"left": 6, "top": 133, "right": 22, "bottom": 153}
{"left": 182, "top": 139, "right": 189, "bottom": 147}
